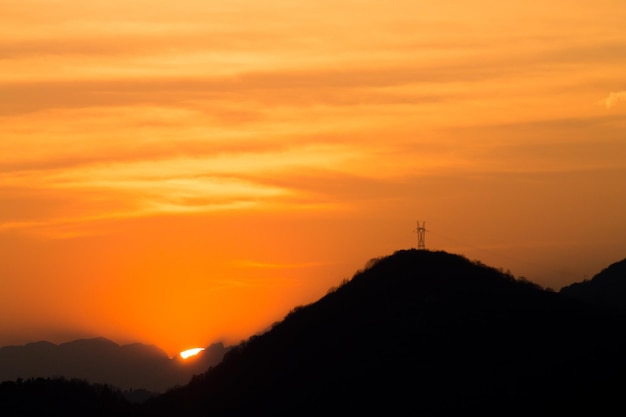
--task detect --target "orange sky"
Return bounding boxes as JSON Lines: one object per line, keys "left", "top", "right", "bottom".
{"left": 1, "top": 0, "right": 626, "bottom": 356}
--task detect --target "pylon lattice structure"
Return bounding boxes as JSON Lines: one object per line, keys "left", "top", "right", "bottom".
{"left": 415, "top": 221, "right": 426, "bottom": 250}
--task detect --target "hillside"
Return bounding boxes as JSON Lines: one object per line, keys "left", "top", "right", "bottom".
{"left": 4, "top": 249, "right": 626, "bottom": 416}
{"left": 0, "top": 377, "right": 134, "bottom": 417}
{"left": 560, "top": 257, "right": 626, "bottom": 311}
{"left": 142, "top": 250, "right": 626, "bottom": 416}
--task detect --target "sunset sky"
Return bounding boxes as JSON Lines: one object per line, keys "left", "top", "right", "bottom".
{"left": 1, "top": 0, "right": 626, "bottom": 356}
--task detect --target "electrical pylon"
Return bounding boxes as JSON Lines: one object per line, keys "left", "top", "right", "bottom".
{"left": 415, "top": 221, "right": 426, "bottom": 250}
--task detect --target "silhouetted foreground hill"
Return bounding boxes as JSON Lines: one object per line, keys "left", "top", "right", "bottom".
{"left": 0, "top": 377, "right": 135, "bottom": 417}
{"left": 3, "top": 250, "right": 626, "bottom": 416}
{"left": 142, "top": 250, "right": 626, "bottom": 417}
{"left": 560, "top": 257, "right": 626, "bottom": 311}
{"left": 0, "top": 337, "right": 227, "bottom": 392}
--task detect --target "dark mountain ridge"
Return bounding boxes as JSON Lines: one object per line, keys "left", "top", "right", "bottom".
{"left": 3, "top": 249, "right": 626, "bottom": 416}
{"left": 560, "top": 257, "right": 626, "bottom": 311}
{"left": 144, "top": 250, "right": 626, "bottom": 416}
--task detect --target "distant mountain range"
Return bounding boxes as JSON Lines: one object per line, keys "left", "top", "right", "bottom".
{"left": 0, "top": 337, "right": 227, "bottom": 392}
{"left": 2, "top": 249, "right": 626, "bottom": 416}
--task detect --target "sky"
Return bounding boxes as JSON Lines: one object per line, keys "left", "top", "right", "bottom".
{"left": 1, "top": 0, "right": 626, "bottom": 356}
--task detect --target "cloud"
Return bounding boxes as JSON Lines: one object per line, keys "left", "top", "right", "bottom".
{"left": 233, "top": 260, "right": 327, "bottom": 270}
{"left": 0, "top": 63, "right": 490, "bottom": 116}
{"left": 599, "top": 91, "right": 626, "bottom": 109}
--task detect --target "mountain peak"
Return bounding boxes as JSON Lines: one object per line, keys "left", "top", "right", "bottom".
{"left": 325, "top": 249, "right": 547, "bottom": 309}
{"left": 59, "top": 337, "right": 119, "bottom": 348}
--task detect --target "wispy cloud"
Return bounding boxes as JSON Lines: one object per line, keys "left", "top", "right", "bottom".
{"left": 0, "top": 141, "right": 364, "bottom": 237}
{"left": 233, "top": 260, "right": 327, "bottom": 270}
{"left": 599, "top": 91, "right": 626, "bottom": 109}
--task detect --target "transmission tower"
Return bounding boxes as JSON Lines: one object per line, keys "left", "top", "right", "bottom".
{"left": 415, "top": 221, "right": 426, "bottom": 250}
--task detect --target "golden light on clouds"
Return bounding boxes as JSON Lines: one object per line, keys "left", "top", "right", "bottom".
{"left": 1, "top": 0, "right": 626, "bottom": 355}
{"left": 600, "top": 91, "right": 626, "bottom": 109}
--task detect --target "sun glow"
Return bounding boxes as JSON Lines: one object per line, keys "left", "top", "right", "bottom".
{"left": 180, "top": 347, "right": 205, "bottom": 359}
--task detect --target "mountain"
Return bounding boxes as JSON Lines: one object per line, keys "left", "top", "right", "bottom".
{"left": 560, "top": 257, "right": 626, "bottom": 311}
{"left": 4, "top": 249, "right": 626, "bottom": 416}
{"left": 0, "top": 377, "right": 134, "bottom": 417}
{"left": 0, "top": 337, "right": 228, "bottom": 392}
{"left": 142, "top": 250, "right": 626, "bottom": 416}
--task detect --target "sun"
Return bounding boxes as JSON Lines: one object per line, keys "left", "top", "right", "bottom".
{"left": 179, "top": 347, "right": 205, "bottom": 359}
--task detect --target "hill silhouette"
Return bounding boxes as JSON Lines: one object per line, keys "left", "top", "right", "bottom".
{"left": 0, "top": 377, "right": 134, "bottom": 417}
{"left": 560, "top": 257, "right": 626, "bottom": 311}
{"left": 0, "top": 337, "right": 228, "bottom": 392}
{"left": 142, "top": 250, "right": 626, "bottom": 416}
{"left": 3, "top": 249, "right": 626, "bottom": 416}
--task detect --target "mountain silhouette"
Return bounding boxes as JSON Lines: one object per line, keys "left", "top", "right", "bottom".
{"left": 3, "top": 249, "right": 626, "bottom": 416}
{"left": 0, "top": 377, "right": 134, "bottom": 417}
{"left": 0, "top": 337, "right": 228, "bottom": 392}
{"left": 142, "top": 250, "right": 626, "bottom": 416}
{"left": 560, "top": 257, "right": 626, "bottom": 311}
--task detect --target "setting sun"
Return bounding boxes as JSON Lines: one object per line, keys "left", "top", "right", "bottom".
{"left": 180, "top": 348, "right": 205, "bottom": 360}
